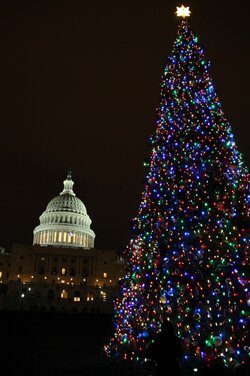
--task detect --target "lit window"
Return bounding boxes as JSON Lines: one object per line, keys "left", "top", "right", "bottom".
{"left": 101, "top": 291, "right": 107, "bottom": 302}
{"left": 63, "top": 232, "right": 67, "bottom": 242}
{"left": 103, "top": 272, "right": 107, "bottom": 278}
{"left": 68, "top": 232, "right": 72, "bottom": 243}
{"left": 61, "top": 267, "right": 66, "bottom": 275}
{"left": 0, "top": 271, "right": 2, "bottom": 278}
{"left": 87, "top": 292, "right": 94, "bottom": 301}
{"left": 74, "top": 297, "right": 80, "bottom": 302}
{"left": 58, "top": 232, "right": 62, "bottom": 242}
{"left": 60, "top": 290, "right": 68, "bottom": 299}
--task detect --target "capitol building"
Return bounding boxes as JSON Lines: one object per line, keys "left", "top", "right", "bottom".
{"left": 0, "top": 172, "right": 125, "bottom": 314}
{"left": 33, "top": 171, "right": 96, "bottom": 249}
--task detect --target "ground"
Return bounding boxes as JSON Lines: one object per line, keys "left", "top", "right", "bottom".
{"left": 1, "top": 310, "right": 145, "bottom": 375}
{"left": 1, "top": 310, "right": 249, "bottom": 376}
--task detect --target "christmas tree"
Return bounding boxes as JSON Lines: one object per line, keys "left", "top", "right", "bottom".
{"left": 105, "top": 5, "right": 250, "bottom": 373}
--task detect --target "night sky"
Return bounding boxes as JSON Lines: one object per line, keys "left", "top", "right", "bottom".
{"left": 0, "top": 0, "right": 249, "bottom": 251}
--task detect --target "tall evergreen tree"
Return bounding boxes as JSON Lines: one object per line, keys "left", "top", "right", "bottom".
{"left": 105, "top": 6, "right": 250, "bottom": 373}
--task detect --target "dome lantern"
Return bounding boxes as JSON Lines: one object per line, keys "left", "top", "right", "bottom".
{"left": 60, "top": 169, "right": 76, "bottom": 197}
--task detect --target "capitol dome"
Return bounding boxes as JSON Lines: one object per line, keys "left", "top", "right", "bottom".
{"left": 33, "top": 171, "right": 95, "bottom": 249}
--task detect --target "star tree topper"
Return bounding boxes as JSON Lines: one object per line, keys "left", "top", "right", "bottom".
{"left": 176, "top": 5, "right": 191, "bottom": 18}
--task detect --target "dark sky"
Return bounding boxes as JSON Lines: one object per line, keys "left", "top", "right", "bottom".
{"left": 0, "top": 0, "right": 249, "bottom": 251}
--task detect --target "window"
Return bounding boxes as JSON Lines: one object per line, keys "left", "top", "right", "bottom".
{"left": 0, "top": 271, "right": 2, "bottom": 278}
{"left": 61, "top": 267, "right": 66, "bottom": 276}
{"left": 87, "top": 292, "right": 94, "bottom": 301}
{"left": 38, "top": 266, "right": 45, "bottom": 274}
{"left": 101, "top": 291, "right": 107, "bottom": 302}
{"left": 42, "top": 232, "right": 46, "bottom": 242}
{"left": 68, "top": 232, "right": 73, "bottom": 243}
{"left": 38, "top": 257, "right": 45, "bottom": 274}
{"left": 51, "top": 267, "right": 57, "bottom": 275}
{"left": 103, "top": 272, "right": 107, "bottom": 278}
{"left": 74, "top": 291, "right": 81, "bottom": 302}
{"left": 60, "top": 290, "right": 68, "bottom": 299}
{"left": 82, "top": 269, "right": 88, "bottom": 277}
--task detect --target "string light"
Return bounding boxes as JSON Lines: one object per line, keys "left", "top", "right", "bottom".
{"left": 104, "top": 8, "right": 250, "bottom": 374}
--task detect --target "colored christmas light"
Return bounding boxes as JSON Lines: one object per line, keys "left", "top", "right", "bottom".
{"left": 105, "top": 7, "right": 250, "bottom": 374}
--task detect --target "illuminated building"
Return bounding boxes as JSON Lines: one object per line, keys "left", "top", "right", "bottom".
{"left": 33, "top": 170, "right": 95, "bottom": 249}
{"left": 0, "top": 172, "right": 124, "bottom": 313}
